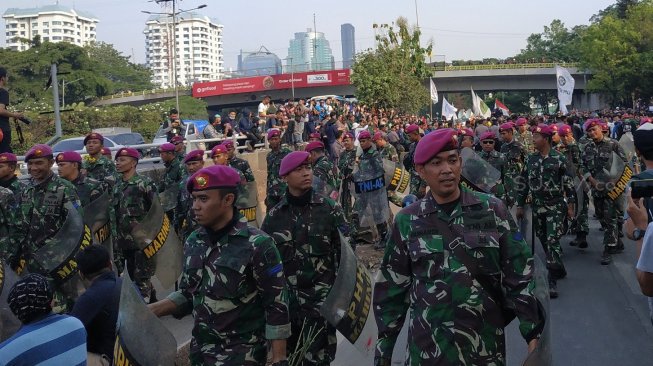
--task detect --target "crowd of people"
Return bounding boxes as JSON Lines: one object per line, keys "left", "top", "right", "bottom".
{"left": 1, "top": 91, "right": 653, "bottom": 365}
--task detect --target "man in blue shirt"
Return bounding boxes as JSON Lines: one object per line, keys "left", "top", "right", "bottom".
{"left": 70, "top": 245, "right": 121, "bottom": 365}
{"left": 0, "top": 273, "right": 87, "bottom": 366}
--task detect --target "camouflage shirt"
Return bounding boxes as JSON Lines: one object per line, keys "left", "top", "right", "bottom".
{"left": 0, "top": 175, "right": 25, "bottom": 200}
{"left": 374, "top": 187, "right": 542, "bottom": 364}
{"left": 159, "top": 158, "right": 183, "bottom": 193}
{"left": 499, "top": 140, "right": 525, "bottom": 205}
{"left": 112, "top": 174, "right": 156, "bottom": 250}
{"left": 266, "top": 147, "right": 293, "bottom": 200}
{"left": 175, "top": 176, "right": 197, "bottom": 241}
{"left": 337, "top": 148, "right": 357, "bottom": 181}
{"left": 479, "top": 150, "right": 506, "bottom": 175}
{"left": 83, "top": 155, "right": 117, "bottom": 187}
{"left": 167, "top": 214, "right": 291, "bottom": 365}
{"left": 581, "top": 136, "right": 627, "bottom": 197}
{"left": 517, "top": 149, "right": 575, "bottom": 207}
{"left": 378, "top": 144, "right": 399, "bottom": 162}
{"left": 261, "top": 189, "right": 348, "bottom": 315}
{"left": 0, "top": 186, "right": 20, "bottom": 259}
{"left": 70, "top": 175, "right": 106, "bottom": 208}
{"left": 312, "top": 155, "right": 340, "bottom": 195}
{"left": 515, "top": 130, "right": 534, "bottom": 154}
{"left": 555, "top": 141, "right": 582, "bottom": 177}
{"left": 229, "top": 156, "right": 255, "bottom": 183}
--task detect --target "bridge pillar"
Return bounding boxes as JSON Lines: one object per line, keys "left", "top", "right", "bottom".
{"left": 572, "top": 92, "right": 607, "bottom": 111}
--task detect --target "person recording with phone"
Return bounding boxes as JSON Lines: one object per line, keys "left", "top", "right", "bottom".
{"left": 0, "top": 67, "right": 25, "bottom": 154}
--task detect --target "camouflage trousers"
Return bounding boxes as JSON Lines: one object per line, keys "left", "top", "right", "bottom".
{"left": 409, "top": 173, "right": 427, "bottom": 199}
{"left": 533, "top": 201, "right": 567, "bottom": 279}
{"left": 288, "top": 315, "right": 337, "bottom": 366}
{"left": 189, "top": 335, "right": 266, "bottom": 366}
{"left": 340, "top": 185, "right": 353, "bottom": 222}
{"left": 122, "top": 249, "right": 155, "bottom": 301}
{"left": 573, "top": 189, "right": 590, "bottom": 234}
{"left": 594, "top": 195, "right": 623, "bottom": 248}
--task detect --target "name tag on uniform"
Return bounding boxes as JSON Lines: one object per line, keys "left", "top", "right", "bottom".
{"left": 43, "top": 191, "right": 63, "bottom": 216}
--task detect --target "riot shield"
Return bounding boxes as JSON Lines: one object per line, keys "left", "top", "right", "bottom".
{"left": 159, "top": 185, "right": 180, "bottom": 212}
{"left": 351, "top": 157, "right": 390, "bottom": 226}
{"left": 0, "top": 260, "right": 21, "bottom": 342}
{"left": 84, "top": 191, "right": 113, "bottom": 263}
{"left": 460, "top": 147, "right": 502, "bottom": 194}
{"left": 30, "top": 202, "right": 92, "bottom": 300}
{"left": 131, "top": 197, "right": 183, "bottom": 289}
{"left": 523, "top": 256, "right": 552, "bottom": 366}
{"left": 113, "top": 274, "right": 177, "bottom": 366}
{"left": 600, "top": 152, "right": 632, "bottom": 202}
{"left": 383, "top": 159, "right": 410, "bottom": 195}
{"left": 319, "top": 231, "right": 377, "bottom": 357}
{"left": 312, "top": 175, "right": 339, "bottom": 201}
{"left": 619, "top": 133, "right": 637, "bottom": 170}
{"left": 236, "top": 181, "right": 260, "bottom": 227}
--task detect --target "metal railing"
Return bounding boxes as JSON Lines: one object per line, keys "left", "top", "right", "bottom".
{"left": 431, "top": 62, "right": 581, "bottom": 72}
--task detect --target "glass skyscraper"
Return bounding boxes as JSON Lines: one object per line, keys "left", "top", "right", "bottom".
{"left": 287, "top": 28, "right": 334, "bottom": 72}
{"left": 341, "top": 23, "right": 355, "bottom": 69}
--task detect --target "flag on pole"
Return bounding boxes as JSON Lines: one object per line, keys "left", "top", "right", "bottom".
{"left": 494, "top": 99, "right": 510, "bottom": 116}
{"left": 430, "top": 78, "right": 439, "bottom": 104}
{"left": 555, "top": 65, "right": 575, "bottom": 115}
{"left": 471, "top": 87, "right": 481, "bottom": 116}
{"left": 442, "top": 96, "right": 458, "bottom": 120}
{"left": 478, "top": 98, "right": 491, "bottom": 118}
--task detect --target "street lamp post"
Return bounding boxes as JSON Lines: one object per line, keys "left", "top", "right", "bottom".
{"left": 61, "top": 77, "right": 82, "bottom": 108}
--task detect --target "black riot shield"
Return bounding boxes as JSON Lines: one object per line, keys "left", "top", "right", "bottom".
{"left": 84, "top": 191, "right": 113, "bottom": 263}
{"left": 351, "top": 156, "right": 390, "bottom": 227}
{"left": 159, "top": 185, "right": 180, "bottom": 212}
{"left": 460, "top": 147, "right": 502, "bottom": 194}
{"left": 523, "top": 256, "right": 552, "bottom": 366}
{"left": 319, "top": 231, "right": 377, "bottom": 357}
{"left": 236, "top": 181, "right": 260, "bottom": 227}
{"left": 131, "top": 197, "right": 183, "bottom": 289}
{"left": 383, "top": 159, "right": 410, "bottom": 195}
{"left": 30, "top": 202, "right": 92, "bottom": 300}
{"left": 0, "top": 260, "right": 21, "bottom": 342}
{"left": 113, "top": 274, "right": 177, "bottom": 366}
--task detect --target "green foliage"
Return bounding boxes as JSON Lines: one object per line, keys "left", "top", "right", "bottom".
{"left": 514, "top": 19, "right": 585, "bottom": 63}
{"left": 351, "top": 17, "right": 432, "bottom": 113}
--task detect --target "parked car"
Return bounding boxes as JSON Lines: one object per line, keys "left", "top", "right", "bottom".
{"left": 153, "top": 120, "right": 203, "bottom": 144}
{"left": 106, "top": 132, "right": 155, "bottom": 158}
{"left": 52, "top": 136, "right": 124, "bottom": 156}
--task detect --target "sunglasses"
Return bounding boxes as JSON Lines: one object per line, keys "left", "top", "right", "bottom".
{"left": 482, "top": 140, "right": 495, "bottom": 144}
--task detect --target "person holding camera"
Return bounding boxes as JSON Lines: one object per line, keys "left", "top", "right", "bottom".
{"left": 0, "top": 67, "right": 24, "bottom": 154}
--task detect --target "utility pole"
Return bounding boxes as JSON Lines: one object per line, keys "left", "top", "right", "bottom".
{"left": 313, "top": 14, "right": 317, "bottom": 71}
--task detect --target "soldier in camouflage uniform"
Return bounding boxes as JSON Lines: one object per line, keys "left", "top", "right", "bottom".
{"left": 515, "top": 117, "right": 535, "bottom": 154}
{"left": 478, "top": 131, "right": 506, "bottom": 173}
{"left": 81, "top": 132, "right": 117, "bottom": 187}
{"left": 517, "top": 124, "right": 575, "bottom": 297}
{"left": 212, "top": 145, "right": 246, "bottom": 183}
{"left": 403, "top": 124, "right": 427, "bottom": 199}
{"left": 337, "top": 133, "right": 357, "bottom": 224}
{"left": 374, "top": 129, "right": 543, "bottom": 365}
{"left": 0, "top": 152, "right": 24, "bottom": 199}
{"left": 266, "top": 129, "right": 292, "bottom": 211}
{"left": 556, "top": 125, "right": 586, "bottom": 247}
{"left": 261, "top": 151, "right": 349, "bottom": 366}
{"left": 174, "top": 150, "right": 205, "bottom": 242}
{"left": 113, "top": 147, "right": 158, "bottom": 301}
{"left": 582, "top": 119, "right": 628, "bottom": 265}
{"left": 158, "top": 143, "right": 184, "bottom": 221}
{"left": 150, "top": 165, "right": 291, "bottom": 366}
{"left": 306, "top": 141, "right": 339, "bottom": 200}
{"left": 16, "top": 144, "right": 84, "bottom": 311}
{"left": 56, "top": 152, "right": 106, "bottom": 207}
{"left": 223, "top": 140, "right": 255, "bottom": 182}
{"left": 374, "top": 132, "right": 402, "bottom": 207}
{"left": 499, "top": 123, "right": 526, "bottom": 207}
{"left": 0, "top": 186, "right": 20, "bottom": 259}
{"left": 575, "top": 123, "right": 593, "bottom": 246}
{"left": 170, "top": 135, "right": 186, "bottom": 166}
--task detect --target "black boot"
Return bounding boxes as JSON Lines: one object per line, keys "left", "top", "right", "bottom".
{"left": 549, "top": 279, "right": 559, "bottom": 299}
{"left": 601, "top": 249, "right": 613, "bottom": 265}
{"left": 570, "top": 232, "right": 588, "bottom": 248}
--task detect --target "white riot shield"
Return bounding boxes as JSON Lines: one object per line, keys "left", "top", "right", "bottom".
{"left": 0, "top": 260, "right": 21, "bottom": 342}
{"left": 84, "top": 191, "right": 113, "bottom": 263}
{"left": 352, "top": 156, "right": 390, "bottom": 227}
{"left": 383, "top": 159, "right": 410, "bottom": 195}
{"left": 113, "top": 275, "right": 177, "bottom": 366}
{"left": 159, "top": 185, "right": 180, "bottom": 212}
{"left": 523, "top": 256, "right": 552, "bottom": 366}
{"left": 30, "top": 203, "right": 92, "bottom": 300}
{"left": 460, "top": 147, "right": 502, "bottom": 194}
{"left": 236, "top": 181, "right": 260, "bottom": 227}
{"left": 319, "top": 231, "right": 377, "bottom": 357}
{"left": 131, "top": 197, "right": 183, "bottom": 289}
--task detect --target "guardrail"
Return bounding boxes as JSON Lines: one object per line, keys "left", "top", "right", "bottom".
{"left": 431, "top": 62, "right": 581, "bottom": 72}
{"left": 97, "top": 86, "right": 192, "bottom": 101}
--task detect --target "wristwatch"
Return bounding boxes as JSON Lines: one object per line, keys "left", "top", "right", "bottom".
{"left": 633, "top": 228, "right": 646, "bottom": 241}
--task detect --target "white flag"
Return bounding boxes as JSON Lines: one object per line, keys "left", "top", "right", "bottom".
{"left": 471, "top": 87, "right": 481, "bottom": 116}
{"left": 430, "top": 78, "right": 439, "bottom": 103}
{"left": 556, "top": 65, "right": 575, "bottom": 115}
{"left": 442, "top": 96, "right": 458, "bottom": 120}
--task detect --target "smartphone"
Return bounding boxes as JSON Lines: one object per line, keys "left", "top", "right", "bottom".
{"left": 631, "top": 179, "right": 653, "bottom": 199}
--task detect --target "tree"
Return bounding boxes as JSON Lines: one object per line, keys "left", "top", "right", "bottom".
{"left": 83, "top": 42, "right": 154, "bottom": 93}
{"left": 590, "top": 0, "right": 641, "bottom": 22}
{"left": 351, "top": 17, "right": 432, "bottom": 113}
{"left": 514, "top": 19, "right": 584, "bottom": 63}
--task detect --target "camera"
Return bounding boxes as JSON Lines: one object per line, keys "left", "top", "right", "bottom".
{"left": 631, "top": 179, "right": 653, "bottom": 199}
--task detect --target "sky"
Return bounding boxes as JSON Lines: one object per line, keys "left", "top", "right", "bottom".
{"left": 1, "top": 0, "right": 616, "bottom": 70}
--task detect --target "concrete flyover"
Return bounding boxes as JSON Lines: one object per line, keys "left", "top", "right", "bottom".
{"left": 91, "top": 87, "right": 192, "bottom": 107}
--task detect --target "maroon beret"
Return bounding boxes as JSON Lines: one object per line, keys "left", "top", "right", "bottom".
{"left": 583, "top": 118, "right": 601, "bottom": 131}
{"left": 343, "top": 132, "right": 354, "bottom": 140}
{"left": 640, "top": 117, "right": 652, "bottom": 125}
{"left": 558, "top": 125, "right": 572, "bottom": 136}
{"left": 458, "top": 128, "right": 474, "bottom": 137}
{"left": 183, "top": 149, "right": 205, "bottom": 164}
{"left": 499, "top": 122, "right": 514, "bottom": 131}
{"left": 170, "top": 136, "right": 184, "bottom": 145}
{"left": 515, "top": 117, "right": 528, "bottom": 126}
{"left": 56, "top": 151, "right": 82, "bottom": 164}
{"left": 25, "top": 144, "right": 53, "bottom": 161}
{"left": 0, "top": 152, "right": 18, "bottom": 164}
{"left": 309, "top": 132, "right": 321, "bottom": 139}
{"left": 84, "top": 132, "right": 104, "bottom": 145}
{"left": 600, "top": 121, "right": 609, "bottom": 132}
{"left": 222, "top": 140, "right": 235, "bottom": 150}
{"left": 414, "top": 128, "right": 459, "bottom": 165}
{"left": 115, "top": 147, "right": 140, "bottom": 160}
{"left": 372, "top": 132, "right": 385, "bottom": 141}
{"left": 531, "top": 124, "right": 553, "bottom": 136}
{"left": 280, "top": 151, "right": 310, "bottom": 176}
{"left": 358, "top": 130, "right": 371, "bottom": 140}
{"left": 305, "top": 141, "right": 325, "bottom": 153}
{"left": 101, "top": 147, "right": 112, "bottom": 157}
{"left": 405, "top": 124, "right": 420, "bottom": 134}
{"left": 267, "top": 129, "right": 281, "bottom": 139}
{"left": 211, "top": 144, "right": 228, "bottom": 157}
{"left": 159, "top": 143, "right": 175, "bottom": 153}
{"left": 480, "top": 131, "right": 496, "bottom": 141}
{"left": 186, "top": 165, "right": 241, "bottom": 193}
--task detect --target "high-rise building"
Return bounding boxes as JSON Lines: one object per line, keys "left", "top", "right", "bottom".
{"left": 2, "top": 5, "right": 98, "bottom": 51}
{"left": 144, "top": 12, "right": 223, "bottom": 88}
{"left": 237, "top": 47, "right": 282, "bottom": 77}
{"left": 287, "top": 28, "right": 334, "bottom": 73}
{"left": 341, "top": 23, "right": 355, "bottom": 69}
